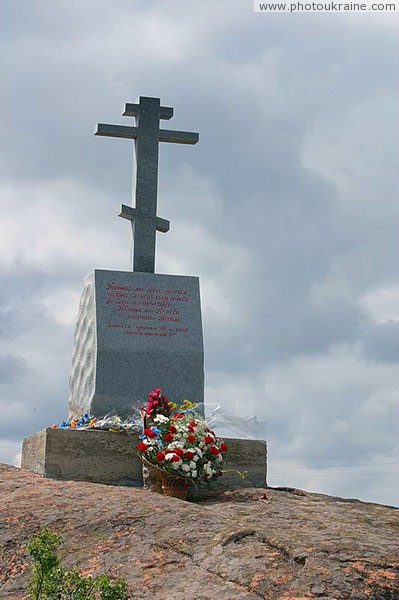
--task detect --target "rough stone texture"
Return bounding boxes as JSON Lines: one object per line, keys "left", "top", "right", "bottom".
{"left": 1, "top": 463, "right": 398, "bottom": 600}
{"left": 19, "top": 429, "right": 46, "bottom": 475}
{"left": 68, "top": 269, "right": 204, "bottom": 419}
{"left": 68, "top": 274, "right": 96, "bottom": 416}
{"left": 20, "top": 428, "right": 267, "bottom": 490}
{"left": 21, "top": 429, "right": 142, "bottom": 487}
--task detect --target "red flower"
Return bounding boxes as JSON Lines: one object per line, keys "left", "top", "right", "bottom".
{"left": 164, "top": 433, "right": 174, "bottom": 443}
{"left": 143, "top": 428, "right": 156, "bottom": 438}
{"left": 173, "top": 413, "right": 184, "bottom": 418}
{"left": 156, "top": 451, "right": 165, "bottom": 461}
{"left": 174, "top": 448, "right": 184, "bottom": 458}
{"left": 220, "top": 443, "right": 228, "bottom": 452}
{"left": 170, "top": 454, "right": 180, "bottom": 463}
{"left": 185, "top": 450, "right": 194, "bottom": 460}
{"left": 142, "top": 387, "right": 172, "bottom": 418}
{"left": 168, "top": 425, "right": 177, "bottom": 434}
{"left": 189, "top": 420, "right": 196, "bottom": 428}
{"left": 136, "top": 442, "right": 148, "bottom": 451}
{"left": 204, "top": 435, "right": 213, "bottom": 444}
{"left": 188, "top": 425, "right": 195, "bottom": 432}
{"left": 187, "top": 433, "right": 196, "bottom": 443}
{"left": 210, "top": 446, "right": 219, "bottom": 455}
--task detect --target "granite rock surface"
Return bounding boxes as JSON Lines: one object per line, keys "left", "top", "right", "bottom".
{"left": 1, "top": 463, "right": 398, "bottom": 599}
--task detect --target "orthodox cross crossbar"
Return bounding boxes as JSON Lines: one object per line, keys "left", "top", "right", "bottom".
{"left": 95, "top": 96, "right": 199, "bottom": 273}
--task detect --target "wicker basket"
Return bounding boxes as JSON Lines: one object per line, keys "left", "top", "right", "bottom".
{"left": 141, "top": 457, "right": 189, "bottom": 500}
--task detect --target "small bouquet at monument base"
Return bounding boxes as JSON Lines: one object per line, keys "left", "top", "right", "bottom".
{"left": 136, "top": 387, "right": 228, "bottom": 500}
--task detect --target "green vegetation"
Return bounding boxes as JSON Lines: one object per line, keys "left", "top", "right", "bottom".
{"left": 27, "top": 528, "right": 128, "bottom": 599}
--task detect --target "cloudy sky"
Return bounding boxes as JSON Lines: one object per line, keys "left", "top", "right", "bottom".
{"left": 1, "top": 1, "right": 399, "bottom": 506}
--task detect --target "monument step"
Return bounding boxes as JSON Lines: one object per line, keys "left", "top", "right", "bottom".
{"left": 21, "top": 428, "right": 267, "bottom": 492}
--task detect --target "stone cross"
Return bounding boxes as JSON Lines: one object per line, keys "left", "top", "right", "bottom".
{"left": 95, "top": 96, "right": 199, "bottom": 273}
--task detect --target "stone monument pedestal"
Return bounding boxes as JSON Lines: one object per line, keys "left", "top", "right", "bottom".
{"left": 21, "top": 429, "right": 267, "bottom": 491}
{"left": 69, "top": 269, "right": 204, "bottom": 419}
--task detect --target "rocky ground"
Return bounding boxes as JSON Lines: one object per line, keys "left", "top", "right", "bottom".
{"left": 1, "top": 462, "right": 398, "bottom": 599}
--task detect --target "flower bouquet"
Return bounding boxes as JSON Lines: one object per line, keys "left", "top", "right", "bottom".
{"left": 136, "top": 387, "right": 228, "bottom": 500}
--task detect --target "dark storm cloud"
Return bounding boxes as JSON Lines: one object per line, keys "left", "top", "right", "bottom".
{"left": 0, "top": 270, "right": 45, "bottom": 339}
{"left": 0, "top": 353, "right": 29, "bottom": 383}
{"left": 0, "top": 305, "right": 28, "bottom": 340}
{"left": 0, "top": 267, "right": 76, "bottom": 340}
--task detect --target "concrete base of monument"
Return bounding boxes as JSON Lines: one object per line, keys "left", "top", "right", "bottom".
{"left": 21, "top": 429, "right": 267, "bottom": 492}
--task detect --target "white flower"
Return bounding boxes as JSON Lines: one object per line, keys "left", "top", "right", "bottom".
{"left": 154, "top": 414, "right": 169, "bottom": 424}
{"left": 181, "top": 464, "right": 190, "bottom": 472}
{"left": 204, "top": 462, "right": 215, "bottom": 476}
{"left": 191, "top": 470, "right": 197, "bottom": 478}
{"left": 189, "top": 461, "right": 196, "bottom": 469}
